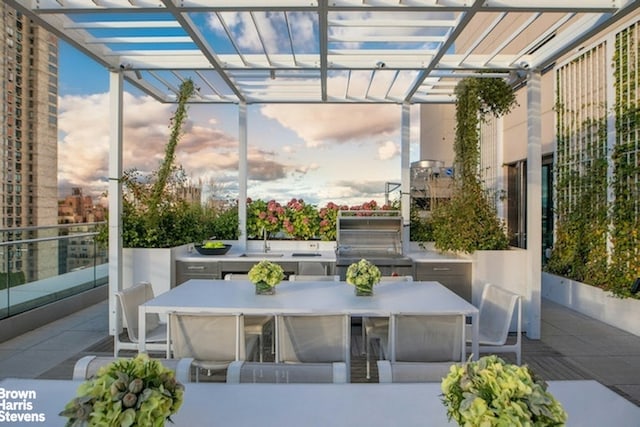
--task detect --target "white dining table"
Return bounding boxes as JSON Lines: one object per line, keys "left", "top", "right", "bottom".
{"left": 1, "top": 378, "right": 638, "bottom": 427}
{"left": 138, "top": 279, "right": 480, "bottom": 358}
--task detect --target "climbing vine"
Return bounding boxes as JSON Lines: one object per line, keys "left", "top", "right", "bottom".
{"left": 431, "top": 77, "right": 516, "bottom": 253}
{"left": 547, "top": 25, "right": 640, "bottom": 298}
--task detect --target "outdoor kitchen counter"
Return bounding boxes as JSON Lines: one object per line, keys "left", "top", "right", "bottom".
{"left": 407, "top": 250, "right": 471, "bottom": 263}
{"left": 176, "top": 249, "right": 337, "bottom": 262}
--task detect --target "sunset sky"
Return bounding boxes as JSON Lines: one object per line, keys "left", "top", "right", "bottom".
{"left": 56, "top": 13, "right": 423, "bottom": 208}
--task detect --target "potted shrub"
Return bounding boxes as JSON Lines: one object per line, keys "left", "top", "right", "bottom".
{"left": 60, "top": 354, "right": 184, "bottom": 426}
{"left": 346, "top": 258, "right": 382, "bottom": 296}
{"left": 441, "top": 355, "right": 567, "bottom": 426}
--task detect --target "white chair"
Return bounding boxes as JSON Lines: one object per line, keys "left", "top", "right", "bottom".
{"left": 168, "top": 312, "right": 257, "bottom": 381}
{"left": 288, "top": 275, "right": 340, "bottom": 281}
{"left": 226, "top": 361, "right": 348, "bottom": 384}
{"left": 363, "top": 275, "right": 413, "bottom": 379}
{"left": 114, "top": 281, "right": 167, "bottom": 357}
{"left": 467, "top": 283, "right": 522, "bottom": 364}
{"left": 73, "top": 355, "right": 193, "bottom": 384}
{"left": 276, "top": 314, "right": 351, "bottom": 381}
{"left": 377, "top": 313, "right": 465, "bottom": 383}
{"left": 224, "top": 273, "right": 272, "bottom": 362}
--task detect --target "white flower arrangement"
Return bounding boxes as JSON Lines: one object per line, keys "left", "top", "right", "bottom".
{"left": 248, "top": 260, "right": 284, "bottom": 294}
{"left": 346, "top": 259, "right": 381, "bottom": 295}
{"left": 441, "top": 355, "right": 567, "bottom": 427}
{"left": 60, "top": 354, "right": 184, "bottom": 427}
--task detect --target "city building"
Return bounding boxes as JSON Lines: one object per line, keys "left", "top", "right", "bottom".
{"left": 1, "top": 3, "right": 59, "bottom": 282}
{"left": 58, "top": 187, "right": 105, "bottom": 224}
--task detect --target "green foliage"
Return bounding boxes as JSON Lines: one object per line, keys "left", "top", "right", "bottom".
{"left": 547, "top": 30, "right": 640, "bottom": 299}
{"left": 409, "top": 206, "right": 434, "bottom": 243}
{"left": 431, "top": 181, "right": 509, "bottom": 253}
{"left": 60, "top": 354, "right": 184, "bottom": 427}
{"left": 97, "top": 79, "right": 239, "bottom": 248}
{"left": 248, "top": 260, "right": 284, "bottom": 287}
{"left": 0, "top": 271, "right": 26, "bottom": 290}
{"left": 431, "top": 77, "right": 515, "bottom": 253}
{"left": 441, "top": 355, "right": 567, "bottom": 426}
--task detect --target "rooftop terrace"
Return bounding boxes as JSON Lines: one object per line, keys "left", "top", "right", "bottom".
{"left": 0, "top": 297, "right": 638, "bottom": 407}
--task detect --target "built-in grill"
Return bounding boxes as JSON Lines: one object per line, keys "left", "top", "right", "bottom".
{"left": 335, "top": 211, "right": 414, "bottom": 280}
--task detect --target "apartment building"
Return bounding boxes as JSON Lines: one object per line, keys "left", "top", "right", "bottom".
{"left": 1, "top": 3, "right": 58, "bottom": 282}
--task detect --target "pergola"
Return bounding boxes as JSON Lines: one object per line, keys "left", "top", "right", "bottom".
{"left": 9, "top": 0, "right": 639, "bottom": 339}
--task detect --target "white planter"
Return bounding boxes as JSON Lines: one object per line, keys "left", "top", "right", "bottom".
{"left": 123, "top": 245, "right": 186, "bottom": 296}
{"left": 542, "top": 272, "right": 640, "bottom": 337}
{"left": 470, "top": 248, "right": 529, "bottom": 333}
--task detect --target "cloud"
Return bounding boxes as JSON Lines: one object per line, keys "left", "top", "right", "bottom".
{"left": 260, "top": 103, "right": 400, "bottom": 146}
{"left": 57, "top": 92, "right": 293, "bottom": 200}
{"left": 378, "top": 140, "right": 400, "bottom": 160}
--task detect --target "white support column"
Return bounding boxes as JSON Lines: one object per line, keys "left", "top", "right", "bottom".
{"left": 401, "top": 103, "right": 411, "bottom": 253}
{"left": 526, "top": 71, "right": 542, "bottom": 339}
{"left": 238, "top": 103, "right": 248, "bottom": 250}
{"left": 108, "top": 71, "right": 124, "bottom": 335}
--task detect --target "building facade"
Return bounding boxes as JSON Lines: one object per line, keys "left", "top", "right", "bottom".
{"left": 1, "top": 3, "right": 58, "bottom": 283}
{"left": 420, "top": 9, "right": 640, "bottom": 290}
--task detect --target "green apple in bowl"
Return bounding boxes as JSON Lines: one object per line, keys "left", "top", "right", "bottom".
{"left": 203, "top": 241, "right": 225, "bottom": 249}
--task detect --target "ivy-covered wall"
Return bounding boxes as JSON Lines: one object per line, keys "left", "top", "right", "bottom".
{"left": 548, "top": 22, "right": 640, "bottom": 298}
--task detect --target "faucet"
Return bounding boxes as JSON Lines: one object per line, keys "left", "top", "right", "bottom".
{"left": 262, "top": 227, "right": 271, "bottom": 253}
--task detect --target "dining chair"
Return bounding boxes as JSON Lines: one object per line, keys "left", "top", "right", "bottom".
{"left": 275, "top": 313, "right": 351, "bottom": 381}
{"left": 224, "top": 273, "right": 272, "bottom": 362}
{"left": 363, "top": 275, "right": 413, "bottom": 379}
{"left": 376, "top": 313, "right": 465, "bottom": 383}
{"left": 114, "top": 281, "right": 167, "bottom": 357}
{"left": 225, "top": 361, "right": 348, "bottom": 384}
{"left": 467, "top": 283, "right": 522, "bottom": 364}
{"left": 73, "top": 355, "right": 194, "bottom": 384}
{"left": 288, "top": 275, "right": 340, "bottom": 281}
{"left": 168, "top": 312, "right": 257, "bottom": 382}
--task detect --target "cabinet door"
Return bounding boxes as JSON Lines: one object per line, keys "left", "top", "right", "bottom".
{"left": 415, "top": 263, "right": 472, "bottom": 302}
{"left": 176, "top": 261, "right": 220, "bottom": 285}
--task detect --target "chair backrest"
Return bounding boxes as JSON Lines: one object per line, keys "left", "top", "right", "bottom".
{"left": 380, "top": 275, "right": 414, "bottom": 282}
{"left": 390, "top": 313, "right": 465, "bottom": 363}
{"left": 478, "top": 284, "right": 520, "bottom": 345}
{"left": 224, "top": 274, "right": 250, "bottom": 280}
{"left": 377, "top": 360, "right": 460, "bottom": 383}
{"left": 288, "top": 275, "right": 340, "bottom": 282}
{"left": 226, "top": 361, "right": 348, "bottom": 384}
{"left": 276, "top": 314, "right": 350, "bottom": 364}
{"left": 73, "top": 355, "right": 193, "bottom": 384}
{"left": 115, "top": 281, "right": 160, "bottom": 342}
{"left": 169, "top": 313, "right": 245, "bottom": 362}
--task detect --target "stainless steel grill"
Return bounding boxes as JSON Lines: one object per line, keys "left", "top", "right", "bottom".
{"left": 335, "top": 211, "right": 413, "bottom": 279}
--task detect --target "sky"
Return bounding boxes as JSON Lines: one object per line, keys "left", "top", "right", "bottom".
{"left": 56, "top": 13, "right": 423, "bottom": 208}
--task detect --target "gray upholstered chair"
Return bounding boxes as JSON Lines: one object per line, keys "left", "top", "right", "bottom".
{"left": 114, "top": 281, "right": 167, "bottom": 357}
{"left": 467, "top": 283, "right": 522, "bottom": 364}
{"left": 226, "top": 361, "right": 348, "bottom": 384}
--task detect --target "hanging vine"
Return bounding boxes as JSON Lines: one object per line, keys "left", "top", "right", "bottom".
{"left": 431, "top": 77, "right": 516, "bottom": 253}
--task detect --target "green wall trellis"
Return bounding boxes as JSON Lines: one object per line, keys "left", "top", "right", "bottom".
{"left": 548, "top": 22, "right": 640, "bottom": 298}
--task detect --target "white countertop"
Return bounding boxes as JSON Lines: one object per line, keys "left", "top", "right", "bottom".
{"left": 2, "top": 379, "right": 638, "bottom": 427}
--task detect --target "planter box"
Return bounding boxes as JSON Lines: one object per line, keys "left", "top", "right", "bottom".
{"left": 123, "top": 245, "right": 187, "bottom": 296}
{"left": 542, "top": 272, "right": 640, "bottom": 337}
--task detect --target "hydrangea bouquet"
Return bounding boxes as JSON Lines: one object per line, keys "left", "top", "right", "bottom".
{"left": 346, "top": 258, "right": 381, "bottom": 296}
{"left": 441, "top": 355, "right": 567, "bottom": 426}
{"left": 60, "top": 354, "right": 184, "bottom": 427}
{"left": 248, "top": 260, "right": 284, "bottom": 294}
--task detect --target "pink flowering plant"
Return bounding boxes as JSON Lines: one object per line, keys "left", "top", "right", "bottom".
{"left": 245, "top": 198, "right": 398, "bottom": 241}
{"left": 283, "top": 198, "right": 320, "bottom": 240}
{"left": 246, "top": 198, "right": 285, "bottom": 238}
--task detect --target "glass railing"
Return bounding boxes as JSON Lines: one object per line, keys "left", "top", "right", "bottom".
{"left": 0, "top": 222, "right": 108, "bottom": 319}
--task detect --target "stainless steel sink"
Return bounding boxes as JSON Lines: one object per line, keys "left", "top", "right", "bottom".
{"left": 239, "top": 252, "right": 284, "bottom": 258}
